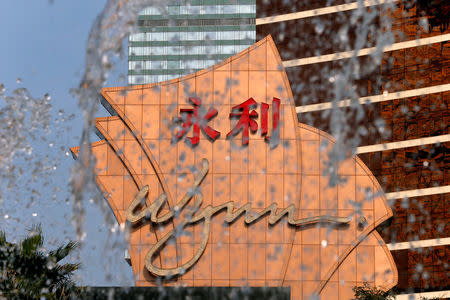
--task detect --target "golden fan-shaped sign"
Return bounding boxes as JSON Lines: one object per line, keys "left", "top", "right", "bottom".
{"left": 71, "top": 36, "right": 397, "bottom": 299}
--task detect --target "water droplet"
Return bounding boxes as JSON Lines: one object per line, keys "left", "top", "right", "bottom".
{"left": 32, "top": 213, "right": 38, "bottom": 217}
{"left": 423, "top": 161, "right": 429, "bottom": 167}
{"left": 4, "top": 214, "right": 9, "bottom": 219}
{"left": 25, "top": 146, "right": 33, "bottom": 155}
{"left": 419, "top": 17, "right": 429, "bottom": 32}
{"left": 416, "top": 263, "right": 423, "bottom": 273}
{"left": 177, "top": 173, "right": 187, "bottom": 182}
{"left": 49, "top": 142, "right": 54, "bottom": 147}
{"left": 315, "top": 22, "right": 325, "bottom": 35}
{"left": 16, "top": 78, "right": 22, "bottom": 84}
{"left": 321, "top": 240, "right": 328, "bottom": 247}
{"left": 179, "top": 152, "right": 186, "bottom": 162}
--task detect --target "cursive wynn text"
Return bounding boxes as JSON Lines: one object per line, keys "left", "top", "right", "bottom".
{"left": 126, "top": 158, "right": 351, "bottom": 277}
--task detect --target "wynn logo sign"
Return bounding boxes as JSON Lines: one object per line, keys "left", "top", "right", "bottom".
{"left": 127, "top": 159, "right": 350, "bottom": 277}
{"left": 71, "top": 36, "right": 397, "bottom": 299}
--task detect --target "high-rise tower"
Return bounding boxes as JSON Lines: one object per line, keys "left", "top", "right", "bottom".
{"left": 256, "top": 0, "right": 449, "bottom": 296}
{"left": 128, "top": 0, "right": 256, "bottom": 85}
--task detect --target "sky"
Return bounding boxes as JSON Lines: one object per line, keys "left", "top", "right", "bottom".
{"left": 0, "top": 0, "right": 134, "bottom": 285}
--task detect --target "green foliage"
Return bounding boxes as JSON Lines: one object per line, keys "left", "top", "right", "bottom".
{"left": 352, "top": 283, "right": 396, "bottom": 300}
{"left": 0, "top": 225, "right": 81, "bottom": 299}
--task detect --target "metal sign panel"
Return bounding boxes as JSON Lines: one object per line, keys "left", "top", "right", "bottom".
{"left": 71, "top": 36, "right": 397, "bottom": 299}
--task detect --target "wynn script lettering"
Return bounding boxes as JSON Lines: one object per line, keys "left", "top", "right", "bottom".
{"left": 126, "top": 159, "right": 351, "bottom": 277}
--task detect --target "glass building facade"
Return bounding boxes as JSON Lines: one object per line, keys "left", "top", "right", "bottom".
{"left": 128, "top": 0, "right": 256, "bottom": 85}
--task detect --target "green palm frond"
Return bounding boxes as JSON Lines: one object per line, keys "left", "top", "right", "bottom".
{"left": 54, "top": 263, "right": 81, "bottom": 277}
{"left": 20, "top": 225, "right": 43, "bottom": 257}
{"left": 0, "top": 230, "right": 6, "bottom": 245}
{"left": 1, "top": 225, "right": 81, "bottom": 299}
{"left": 48, "top": 241, "right": 79, "bottom": 262}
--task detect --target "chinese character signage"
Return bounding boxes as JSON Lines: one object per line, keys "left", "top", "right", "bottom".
{"left": 71, "top": 36, "right": 397, "bottom": 299}
{"left": 174, "top": 97, "right": 220, "bottom": 145}
{"left": 174, "top": 96, "right": 281, "bottom": 146}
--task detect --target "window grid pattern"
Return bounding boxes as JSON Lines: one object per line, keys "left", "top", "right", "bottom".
{"left": 128, "top": 2, "right": 256, "bottom": 85}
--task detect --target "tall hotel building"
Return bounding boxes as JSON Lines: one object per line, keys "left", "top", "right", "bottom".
{"left": 256, "top": 1, "right": 449, "bottom": 297}
{"left": 127, "top": 0, "right": 449, "bottom": 297}
{"left": 128, "top": 0, "right": 256, "bottom": 85}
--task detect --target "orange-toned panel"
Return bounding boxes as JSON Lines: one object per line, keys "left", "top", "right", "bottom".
{"left": 71, "top": 141, "right": 160, "bottom": 286}
{"left": 100, "top": 37, "right": 301, "bottom": 288}
{"left": 95, "top": 116, "right": 185, "bottom": 277}
{"left": 297, "top": 123, "right": 396, "bottom": 295}
{"left": 72, "top": 36, "right": 399, "bottom": 299}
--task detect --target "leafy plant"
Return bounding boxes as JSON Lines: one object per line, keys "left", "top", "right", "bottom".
{"left": 0, "top": 225, "right": 81, "bottom": 299}
{"left": 353, "top": 283, "right": 396, "bottom": 300}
